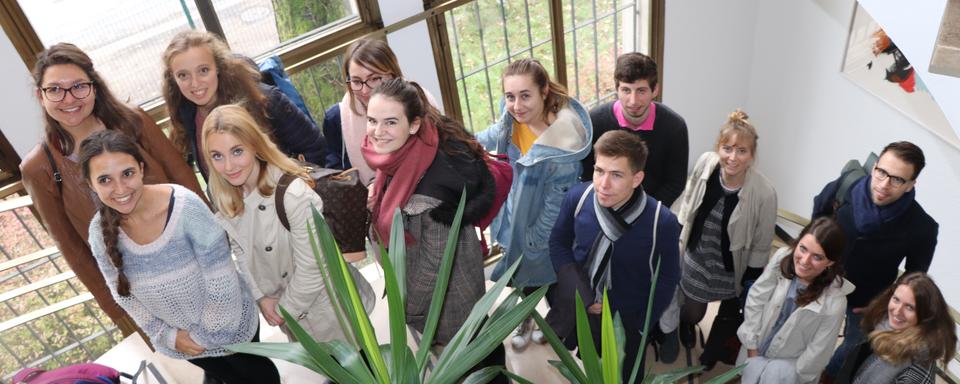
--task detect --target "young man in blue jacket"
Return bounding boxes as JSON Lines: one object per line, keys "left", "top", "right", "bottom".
{"left": 814, "top": 141, "right": 939, "bottom": 379}
{"left": 549, "top": 130, "right": 681, "bottom": 382}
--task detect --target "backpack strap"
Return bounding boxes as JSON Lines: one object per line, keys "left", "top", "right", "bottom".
{"left": 42, "top": 142, "right": 62, "bottom": 194}
{"left": 275, "top": 173, "right": 297, "bottom": 232}
{"left": 574, "top": 184, "right": 594, "bottom": 217}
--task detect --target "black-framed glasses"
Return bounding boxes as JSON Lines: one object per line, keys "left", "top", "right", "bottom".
{"left": 346, "top": 76, "right": 384, "bottom": 91}
{"left": 873, "top": 166, "right": 909, "bottom": 187}
{"left": 41, "top": 81, "right": 94, "bottom": 102}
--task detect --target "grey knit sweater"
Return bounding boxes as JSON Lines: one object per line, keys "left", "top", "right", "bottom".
{"left": 89, "top": 185, "right": 258, "bottom": 359}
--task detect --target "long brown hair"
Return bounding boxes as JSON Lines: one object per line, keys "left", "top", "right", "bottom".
{"left": 201, "top": 104, "right": 311, "bottom": 217}
{"left": 162, "top": 30, "right": 268, "bottom": 158}
{"left": 501, "top": 58, "right": 570, "bottom": 123}
{"left": 371, "top": 79, "right": 486, "bottom": 160}
{"left": 32, "top": 43, "right": 142, "bottom": 155}
{"left": 778, "top": 216, "right": 846, "bottom": 306}
{"left": 80, "top": 130, "right": 147, "bottom": 297}
{"left": 861, "top": 272, "right": 957, "bottom": 366}
{"left": 342, "top": 38, "right": 404, "bottom": 115}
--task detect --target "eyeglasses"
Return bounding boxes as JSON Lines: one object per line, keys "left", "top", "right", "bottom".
{"left": 346, "top": 76, "right": 384, "bottom": 91}
{"left": 873, "top": 166, "right": 909, "bottom": 187}
{"left": 41, "top": 82, "right": 94, "bottom": 102}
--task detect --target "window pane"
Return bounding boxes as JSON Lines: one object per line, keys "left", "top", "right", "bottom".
{"left": 19, "top": 0, "right": 204, "bottom": 105}
{"left": 288, "top": 55, "right": 345, "bottom": 119}
{"left": 562, "top": 0, "right": 640, "bottom": 108}
{"left": 216, "top": 0, "right": 359, "bottom": 58}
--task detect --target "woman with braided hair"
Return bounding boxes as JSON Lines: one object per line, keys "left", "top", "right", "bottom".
{"left": 82, "top": 130, "right": 279, "bottom": 384}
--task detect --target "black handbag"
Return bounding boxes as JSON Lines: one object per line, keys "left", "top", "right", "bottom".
{"left": 275, "top": 166, "right": 369, "bottom": 255}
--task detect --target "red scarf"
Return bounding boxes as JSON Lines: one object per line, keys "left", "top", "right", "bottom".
{"left": 362, "top": 118, "right": 439, "bottom": 243}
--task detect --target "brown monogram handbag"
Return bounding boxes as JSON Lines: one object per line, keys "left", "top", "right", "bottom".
{"left": 275, "top": 166, "right": 369, "bottom": 260}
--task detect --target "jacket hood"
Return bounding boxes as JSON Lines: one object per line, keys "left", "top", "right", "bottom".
{"left": 496, "top": 98, "right": 593, "bottom": 166}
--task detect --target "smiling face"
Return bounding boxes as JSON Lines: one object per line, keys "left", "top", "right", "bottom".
{"left": 593, "top": 154, "right": 644, "bottom": 209}
{"left": 365, "top": 94, "right": 420, "bottom": 155}
{"left": 616, "top": 79, "right": 658, "bottom": 120}
{"left": 348, "top": 60, "right": 393, "bottom": 107}
{"left": 792, "top": 233, "right": 835, "bottom": 285}
{"left": 870, "top": 152, "right": 916, "bottom": 206}
{"left": 887, "top": 284, "right": 919, "bottom": 331}
{"left": 170, "top": 46, "right": 219, "bottom": 107}
{"left": 503, "top": 74, "right": 547, "bottom": 127}
{"left": 39, "top": 64, "right": 97, "bottom": 129}
{"left": 88, "top": 151, "right": 145, "bottom": 215}
{"left": 716, "top": 134, "right": 754, "bottom": 180}
{"left": 206, "top": 131, "right": 260, "bottom": 194}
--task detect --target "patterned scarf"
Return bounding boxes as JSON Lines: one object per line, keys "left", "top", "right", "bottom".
{"left": 587, "top": 187, "right": 647, "bottom": 301}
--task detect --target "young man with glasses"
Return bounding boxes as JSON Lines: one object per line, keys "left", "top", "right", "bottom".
{"left": 812, "top": 141, "right": 939, "bottom": 380}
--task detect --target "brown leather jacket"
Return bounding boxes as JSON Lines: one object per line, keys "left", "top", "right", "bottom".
{"left": 20, "top": 110, "right": 205, "bottom": 334}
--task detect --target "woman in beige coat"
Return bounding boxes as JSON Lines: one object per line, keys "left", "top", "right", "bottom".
{"left": 737, "top": 217, "right": 853, "bottom": 384}
{"left": 202, "top": 104, "right": 374, "bottom": 342}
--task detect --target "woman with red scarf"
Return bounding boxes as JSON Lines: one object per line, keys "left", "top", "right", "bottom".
{"left": 362, "top": 78, "right": 494, "bottom": 346}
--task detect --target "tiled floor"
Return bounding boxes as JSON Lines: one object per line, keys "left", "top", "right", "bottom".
{"left": 96, "top": 262, "right": 744, "bottom": 383}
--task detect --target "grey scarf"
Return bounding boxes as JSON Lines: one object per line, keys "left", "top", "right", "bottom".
{"left": 586, "top": 187, "right": 648, "bottom": 302}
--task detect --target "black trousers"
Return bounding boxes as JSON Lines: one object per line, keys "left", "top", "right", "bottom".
{"left": 188, "top": 327, "right": 280, "bottom": 384}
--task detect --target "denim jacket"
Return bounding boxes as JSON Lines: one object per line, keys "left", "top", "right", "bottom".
{"left": 476, "top": 98, "right": 593, "bottom": 287}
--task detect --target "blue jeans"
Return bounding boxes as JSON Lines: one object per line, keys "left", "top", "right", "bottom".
{"left": 825, "top": 307, "right": 864, "bottom": 377}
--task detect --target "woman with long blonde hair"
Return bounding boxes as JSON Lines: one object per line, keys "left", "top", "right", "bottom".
{"left": 162, "top": 30, "right": 326, "bottom": 180}
{"left": 202, "top": 104, "right": 374, "bottom": 343}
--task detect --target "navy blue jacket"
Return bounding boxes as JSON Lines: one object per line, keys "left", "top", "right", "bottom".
{"left": 812, "top": 175, "right": 938, "bottom": 308}
{"left": 322, "top": 103, "right": 350, "bottom": 169}
{"left": 550, "top": 182, "right": 681, "bottom": 316}
{"left": 179, "top": 84, "right": 326, "bottom": 179}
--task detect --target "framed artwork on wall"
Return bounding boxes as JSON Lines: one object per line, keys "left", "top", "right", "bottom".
{"left": 842, "top": 2, "right": 960, "bottom": 149}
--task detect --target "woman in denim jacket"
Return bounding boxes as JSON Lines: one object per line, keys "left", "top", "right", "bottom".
{"left": 476, "top": 58, "right": 593, "bottom": 350}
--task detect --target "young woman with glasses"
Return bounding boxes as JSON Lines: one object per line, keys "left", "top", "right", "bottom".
{"left": 20, "top": 43, "right": 205, "bottom": 337}
{"left": 162, "top": 30, "right": 326, "bottom": 181}
{"left": 81, "top": 130, "right": 279, "bottom": 384}
{"left": 322, "top": 38, "right": 440, "bottom": 185}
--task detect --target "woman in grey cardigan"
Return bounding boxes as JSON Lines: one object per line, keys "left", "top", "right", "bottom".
{"left": 82, "top": 130, "right": 278, "bottom": 384}
{"left": 664, "top": 109, "right": 778, "bottom": 366}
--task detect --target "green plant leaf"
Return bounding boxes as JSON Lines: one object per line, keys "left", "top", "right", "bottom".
{"left": 501, "top": 369, "right": 536, "bottom": 384}
{"left": 435, "top": 257, "right": 523, "bottom": 363}
{"left": 376, "top": 224, "right": 411, "bottom": 382}
{"left": 534, "top": 313, "right": 588, "bottom": 384}
{"left": 225, "top": 342, "right": 323, "bottom": 373}
{"left": 415, "top": 190, "right": 467, "bottom": 372}
{"left": 574, "top": 292, "right": 603, "bottom": 381}
{"left": 701, "top": 363, "right": 746, "bottom": 384}
{"left": 644, "top": 365, "right": 705, "bottom": 384}
{"left": 430, "top": 285, "right": 547, "bottom": 383}
{"left": 630, "top": 256, "right": 662, "bottom": 384}
{"left": 388, "top": 208, "right": 406, "bottom": 298}
{"left": 306, "top": 204, "right": 355, "bottom": 348}
{"left": 320, "top": 339, "right": 377, "bottom": 383}
{"left": 600, "top": 290, "right": 620, "bottom": 384}
{"left": 461, "top": 366, "right": 504, "bottom": 384}
{"left": 311, "top": 208, "right": 390, "bottom": 383}
{"left": 429, "top": 257, "right": 523, "bottom": 375}
{"left": 548, "top": 360, "right": 584, "bottom": 384}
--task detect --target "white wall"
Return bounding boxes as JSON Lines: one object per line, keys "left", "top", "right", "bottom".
{"left": 661, "top": 0, "right": 759, "bottom": 162}
{"left": 0, "top": 32, "right": 44, "bottom": 159}
{"left": 378, "top": 0, "right": 444, "bottom": 112}
{"left": 665, "top": 0, "right": 960, "bottom": 312}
